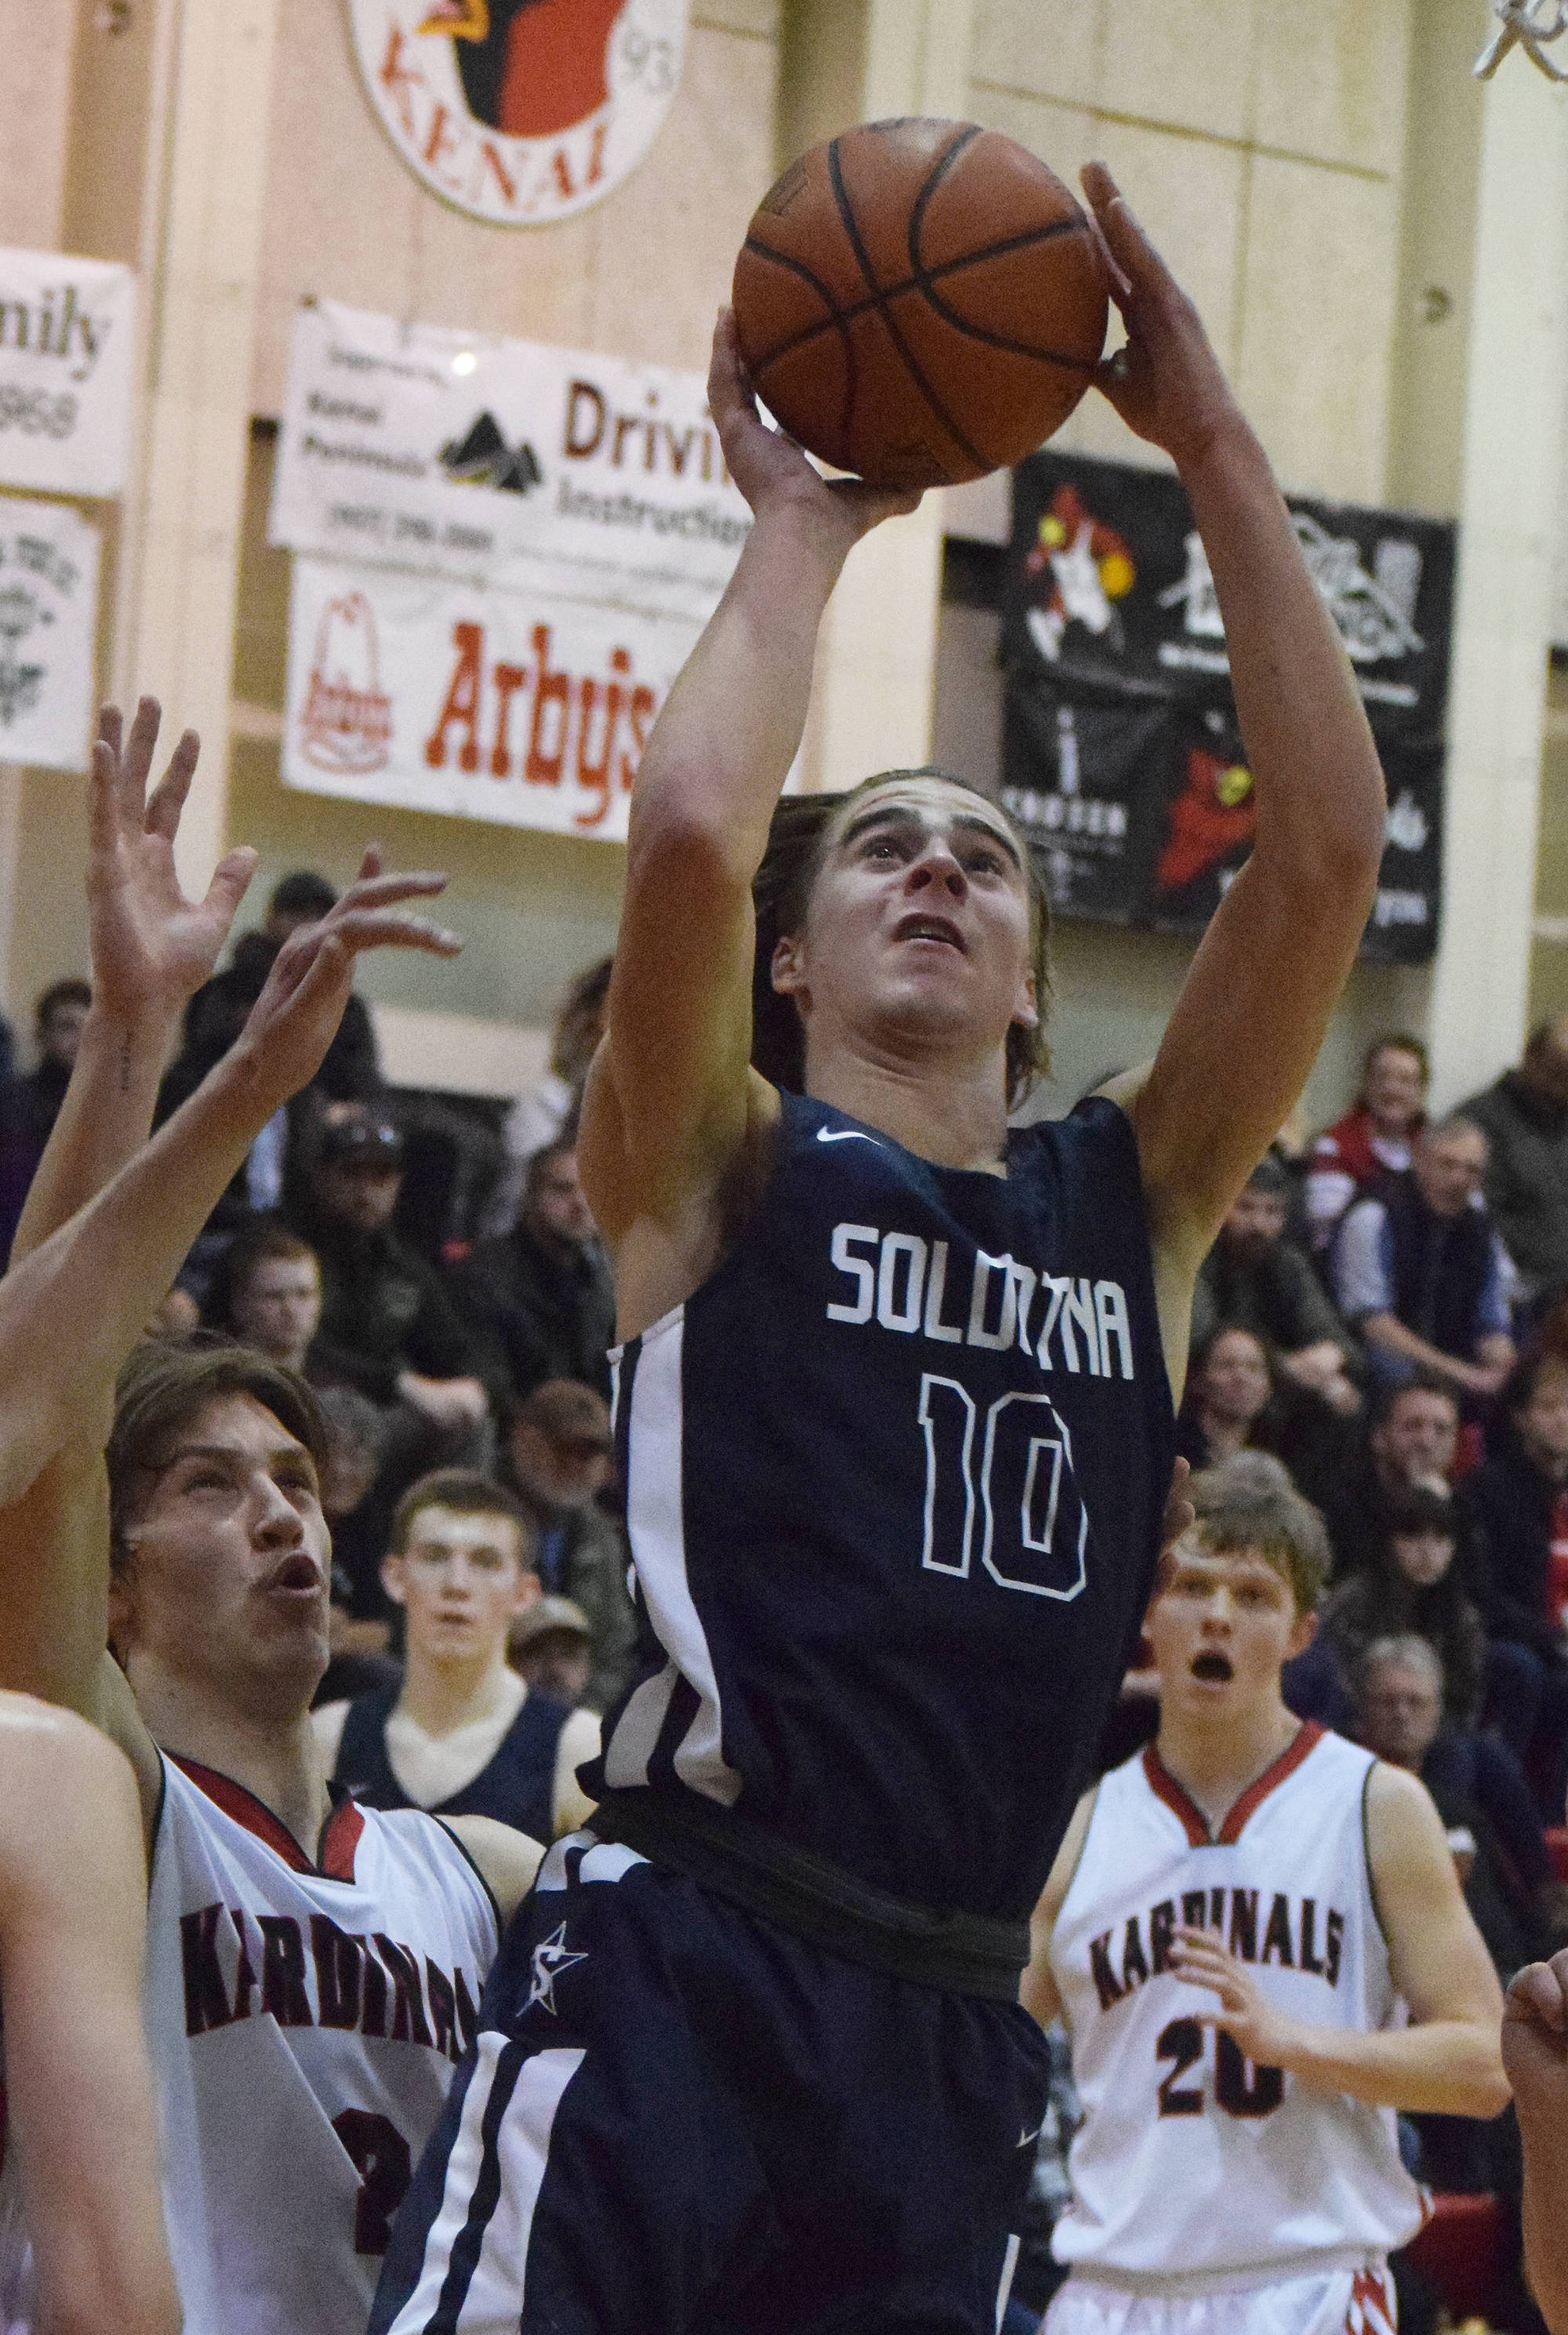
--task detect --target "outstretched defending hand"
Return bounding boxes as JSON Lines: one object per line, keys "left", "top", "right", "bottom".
{"left": 232, "top": 848, "right": 460, "bottom": 1117}
{"left": 87, "top": 699, "right": 259, "bottom": 1029}
{"left": 1080, "top": 163, "right": 1249, "bottom": 476}
{"left": 706, "top": 308, "right": 921, "bottom": 551}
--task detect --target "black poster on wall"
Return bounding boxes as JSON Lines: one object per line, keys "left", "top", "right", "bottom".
{"left": 999, "top": 452, "right": 1455, "bottom": 962}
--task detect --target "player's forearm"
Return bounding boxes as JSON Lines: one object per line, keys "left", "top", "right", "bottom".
{"left": 628, "top": 498, "right": 847, "bottom": 881}
{"left": 1515, "top": 2096, "right": 1568, "bottom": 2335}
{"left": 0, "top": 1051, "right": 270, "bottom": 1495}
{"left": 10, "top": 1003, "right": 180, "bottom": 1266}
{"left": 1277, "top": 2014, "right": 1508, "bottom": 2118}
{"left": 1180, "top": 426, "right": 1385, "bottom": 899}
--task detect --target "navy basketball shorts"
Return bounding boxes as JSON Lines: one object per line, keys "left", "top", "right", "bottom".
{"left": 371, "top": 1829, "right": 1050, "bottom": 2335}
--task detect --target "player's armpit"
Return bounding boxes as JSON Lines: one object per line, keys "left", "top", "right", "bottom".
{"left": 1022, "top": 1788, "right": 1098, "bottom": 2028}
{"left": 446, "top": 1814, "right": 545, "bottom": 1923}
{"left": 0, "top": 1700, "right": 180, "bottom": 2335}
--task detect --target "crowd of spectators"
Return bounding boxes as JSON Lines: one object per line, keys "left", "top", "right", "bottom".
{"left": 1167, "top": 1026, "right": 1568, "bottom": 1998}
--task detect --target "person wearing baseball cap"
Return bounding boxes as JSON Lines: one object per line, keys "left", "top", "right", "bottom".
{"left": 510, "top": 1593, "right": 595, "bottom": 1709}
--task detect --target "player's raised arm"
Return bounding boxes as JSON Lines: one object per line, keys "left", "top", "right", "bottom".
{"left": 1080, "top": 167, "right": 1386, "bottom": 1307}
{"left": 1172, "top": 1761, "right": 1508, "bottom": 2117}
{"left": 578, "top": 314, "right": 918, "bottom": 1270}
{"left": 0, "top": 721, "right": 459, "bottom": 1750}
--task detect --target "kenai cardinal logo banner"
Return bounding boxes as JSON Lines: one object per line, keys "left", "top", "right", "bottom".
{"left": 1000, "top": 452, "right": 1454, "bottom": 965}
{"left": 347, "top": 0, "right": 688, "bottom": 223}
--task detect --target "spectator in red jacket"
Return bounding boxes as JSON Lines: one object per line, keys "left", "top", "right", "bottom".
{"left": 1305, "top": 1033, "right": 1428, "bottom": 1252}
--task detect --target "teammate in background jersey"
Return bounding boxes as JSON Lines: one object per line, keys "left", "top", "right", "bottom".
{"left": 0, "top": 1695, "right": 179, "bottom": 2335}
{"left": 374, "top": 173, "right": 1388, "bottom": 2335}
{"left": 0, "top": 701, "right": 543, "bottom": 2335}
{"left": 1028, "top": 1467, "right": 1507, "bottom": 2335}
{"left": 314, "top": 1467, "right": 601, "bottom": 1839}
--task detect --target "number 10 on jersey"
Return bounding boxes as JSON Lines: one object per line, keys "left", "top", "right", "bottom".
{"left": 918, "top": 1373, "right": 1089, "bottom": 1599}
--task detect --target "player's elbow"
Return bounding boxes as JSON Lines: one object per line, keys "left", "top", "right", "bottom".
{"left": 1445, "top": 2043, "right": 1512, "bottom": 2122}
{"left": 626, "top": 792, "right": 757, "bottom": 905}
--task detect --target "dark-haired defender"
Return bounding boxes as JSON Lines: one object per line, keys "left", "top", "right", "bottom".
{"left": 375, "top": 169, "right": 1388, "bottom": 2335}
{"left": 0, "top": 701, "right": 542, "bottom": 2335}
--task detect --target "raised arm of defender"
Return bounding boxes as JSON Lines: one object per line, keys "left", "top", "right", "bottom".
{"left": 579, "top": 320, "right": 918, "bottom": 1291}
{"left": 0, "top": 706, "right": 459, "bottom": 1733}
{"left": 1079, "top": 169, "right": 1387, "bottom": 1324}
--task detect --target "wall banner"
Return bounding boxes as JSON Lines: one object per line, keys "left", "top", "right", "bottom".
{"left": 282, "top": 554, "right": 697, "bottom": 840}
{"left": 270, "top": 300, "right": 748, "bottom": 626}
{"left": 0, "top": 247, "right": 136, "bottom": 498}
{"left": 0, "top": 496, "right": 101, "bottom": 775}
{"left": 347, "top": 0, "right": 688, "bottom": 227}
{"left": 1000, "top": 452, "right": 1455, "bottom": 963}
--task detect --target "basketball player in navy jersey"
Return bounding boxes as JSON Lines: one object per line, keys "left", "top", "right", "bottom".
{"left": 0, "top": 702, "right": 544, "bottom": 2334}
{"left": 373, "top": 169, "right": 1388, "bottom": 2335}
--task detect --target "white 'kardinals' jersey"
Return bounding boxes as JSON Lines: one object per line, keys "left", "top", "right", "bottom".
{"left": 144, "top": 1752, "right": 499, "bottom": 2335}
{"left": 1049, "top": 1724, "right": 1425, "bottom": 2292}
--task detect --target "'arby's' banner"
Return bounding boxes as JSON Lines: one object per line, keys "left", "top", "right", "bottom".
{"left": 270, "top": 300, "right": 750, "bottom": 626}
{"left": 281, "top": 556, "right": 693, "bottom": 841}
{"left": 999, "top": 452, "right": 1455, "bottom": 964}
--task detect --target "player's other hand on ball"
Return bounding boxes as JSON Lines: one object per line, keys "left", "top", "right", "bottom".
{"left": 1080, "top": 163, "right": 1250, "bottom": 478}
{"left": 707, "top": 309, "right": 922, "bottom": 550}
{"left": 1504, "top": 1949, "right": 1568, "bottom": 2112}
{"left": 1171, "top": 1926, "right": 1301, "bottom": 2069}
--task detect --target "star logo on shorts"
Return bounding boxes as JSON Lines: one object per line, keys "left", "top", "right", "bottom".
{"left": 526, "top": 1923, "right": 588, "bottom": 2015}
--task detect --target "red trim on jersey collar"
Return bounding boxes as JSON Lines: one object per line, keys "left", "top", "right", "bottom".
{"left": 1142, "top": 1721, "right": 1325, "bottom": 1848}
{"left": 169, "top": 1754, "right": 365, "bottom": 1880}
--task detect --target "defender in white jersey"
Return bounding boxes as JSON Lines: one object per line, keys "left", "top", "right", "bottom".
{"left": 1025, "top": 1464, "right": 1507, "bottom": 2335}
{"left": 0, "top": 703, "right": 542, "bottom": 2332}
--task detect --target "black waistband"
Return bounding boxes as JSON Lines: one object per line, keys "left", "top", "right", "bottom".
{"left": 590, "top": 1788, "right": 1029, "bottom": 2002}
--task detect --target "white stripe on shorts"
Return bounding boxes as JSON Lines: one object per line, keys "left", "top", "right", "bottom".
{"left": 383, "top": 2037, "right": 583, "bottom": 2335}
{"left": 996, "top": 2233, "right": 1022, "bottom": 2332}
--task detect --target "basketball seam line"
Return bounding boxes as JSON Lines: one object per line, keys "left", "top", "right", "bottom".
{"left": 904, "top": 127, "right": 1101, "bottom": 373}
{"left": 742, "top": 214, "right": 1092, "bottom": 375}
{"left": 826, "top": 130, "right": 989, "bottom": 478}
{"left": 735, "top": 235, "right": 862, "bottom": 452}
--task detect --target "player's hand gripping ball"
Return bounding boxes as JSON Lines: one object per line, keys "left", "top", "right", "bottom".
{"left": 731, "top": 118, "right": 1109, "bottom": 490}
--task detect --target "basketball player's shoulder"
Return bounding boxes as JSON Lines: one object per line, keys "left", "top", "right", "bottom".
{"left": 0, "top": 1693, "right": 140, "bottom": 1857}
{"left": 438, "top": 1811, "right": 546, "bottom": 1923}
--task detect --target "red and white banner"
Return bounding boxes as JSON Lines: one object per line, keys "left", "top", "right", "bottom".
{"left": 281, "top": 555, "right": 695, "bottom": 840}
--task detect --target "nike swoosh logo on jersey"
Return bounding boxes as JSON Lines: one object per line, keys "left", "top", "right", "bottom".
{"left": 816, "top": 1128, "right": 885, "bottom": 1148}
{"left": 1018, "top": 2123, "right": 1044, "bottom": 2148}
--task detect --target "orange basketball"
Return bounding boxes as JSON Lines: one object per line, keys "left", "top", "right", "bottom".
{"left": 731, "top": 118, "right": 1109, "bottom": 491}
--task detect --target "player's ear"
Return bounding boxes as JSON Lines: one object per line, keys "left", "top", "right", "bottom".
{"left": 771, "top": 931, "right": 806, "bottom": 997}
{"left": 379, "top": 1551, "right": 409, "bottom": 1609}
{"left": 1285, "top": 1605, "right": 1317, "bottom": 1661}
{"left": 512, "top": 1569, "right": 542, "bottom": 1620}
{"left": 1011, "top": 962, "right": 1040, "bottom": 1031}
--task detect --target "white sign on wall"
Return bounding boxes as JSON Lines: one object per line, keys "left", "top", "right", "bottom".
{"left": 270, "top": 300, "right": 749, "bottom": 626}
{"left": 0, "top": 248, "right": 136, "bottom": 498}
{"left": 283, "top": 554, "right": 697, "bottom": 839}
{"left": 347, "top": 0, "right": 688, "bottom": 226}
{"left": 0, "top": 497, "right": 101, "bottom": 773}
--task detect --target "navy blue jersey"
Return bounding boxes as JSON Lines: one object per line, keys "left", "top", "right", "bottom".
{"left": 583, "top": 1088, "right": 1176, "bottom": 1923}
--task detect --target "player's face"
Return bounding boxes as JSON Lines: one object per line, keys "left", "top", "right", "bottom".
{"left": 775, "top": 779, "right": 1037, "bottom": 1079}
{"left": 1145, "top": 1539, "right": 1312, "bottom": 1717}
{"left": 382, "top": 1504, "right": 538, "bottom": 1663}
{"left": 112, "top": 1394, "right": 332, "bottom": 1721}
